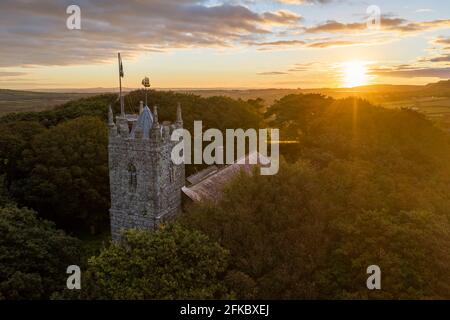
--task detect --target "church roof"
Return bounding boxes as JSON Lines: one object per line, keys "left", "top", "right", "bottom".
{"left": 131, "top": 106, "right": 153, "bottom": 139}
{"left": 182, "top": 151, "right": 270, "bottom": 202}
{"left": 186, "top": 165, "right": 218, "bottom": 185}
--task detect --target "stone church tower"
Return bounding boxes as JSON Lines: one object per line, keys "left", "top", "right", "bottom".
{"left": 108, "top": 102, "right": 185, "bottom": 241}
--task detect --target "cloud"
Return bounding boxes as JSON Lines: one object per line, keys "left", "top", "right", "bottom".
{"left": 257, "top": 71, "right": 289, "bottom": 75}
{"left": 418, "top": 37, "right": 450, "bottom": 63}
{"left": 249, "top": 15, "right": 450, "bottom": 51}
{"left": 428, "top": 55, "right": 450, "bottom": 63}
{"left": 288, "top": 62, "right": 320, "bottom": 72}
{"left": 0, "top": 0, "right": 301, "bottom": 67}
{"left": 276, "top": 0, "right": 334, "bottom": 4}
{"left": 370, "top": 66, "right": 450, "bottom": 78}
{"left": 262, "top": 10, "right": 302, "bottom": 25}
{"left": 306, "top": 40, "right": 358, "bottom": 48}
{"left": 252, "top": 36, "right": 386, "bottom": 50}
{"left": 432, "top": 37, "right": 450, "bottom": 50}
{"left": 252, "top": 40, "right": 305, "bottom": 46}
{"left": 0, "top": 71, "right": 28, "bottom": 77}
{"left": 434, "top": 37, "right": 450, "bottom": 46}
{"left": 416, "top": 9, "right": 434, "bottom": 13}
{"left": 304, "top": 16, "right": 450, "bottom": 34}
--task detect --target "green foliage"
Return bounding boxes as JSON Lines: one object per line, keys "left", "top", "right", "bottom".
{"left": 183, "top": 160, "right": 450, "bottom": 299}
{"left": 0, "top": 121, "right": 46, "bottom": 177}
{"left": 182, "top": 95, "right": 450, "bottom": 299}
{"left": 0, "top": 176, "right": 13, "bottom": 207}
{"left": 266, "top": 93, "right": 333, "bottom": 139}
{"left": 3, "top": 90, "right": 450, "bottom": 299}
{"left": 9, "top": 116, "right": 109, "bottom": 231}
{"left": 267, "top": 94, "right": 450, "bottom": 170}
{"left": 264, "top": 94, "right": 333, "bottom": 162}
{"left": 63, "top": 224, "right": 230, "bottom": 299}
{"left": 0, "top": 94, "right": 116, "bottom": 127}
{"left": 120, "top": 90, "right": 262, "bottom": 132}
{"left": 182, "top": 161, "right": 330, "bottom": 299}
{"left": 327, "top": 208, "right": 450, "bottom": 299}
{"left": 0, "top": 206, "right": 80, "bottom": 299}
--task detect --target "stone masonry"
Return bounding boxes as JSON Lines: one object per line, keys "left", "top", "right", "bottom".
{"left": 108, "top": 102, "right": 185, "bottom": 241}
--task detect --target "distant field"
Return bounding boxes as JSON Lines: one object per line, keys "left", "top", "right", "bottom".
{"left": 0, "top": 89, "right": 101, "bottom": 115}
{"left": 381, "top": 97, "right": 450, "bottom": 117}
{"left": 379, "top": 96, "right": 450, "bottom": 131}
{"left": 2, "top": 86, "right": 450, "bottom": 124}
{"left": 182, "top": 89, "right": 450, "bottom": 119}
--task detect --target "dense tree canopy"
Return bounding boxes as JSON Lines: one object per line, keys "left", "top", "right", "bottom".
{"left": 62, "top": 224, "right": 230, "bottom": 299}
{"left": 181, "top": 94, "right": 450, "bottom": 299}
{"left": 0, "top": 121, "right": 45, "bottom": 178}
{"left": 9, "top": 116, "right": 109, "bottom": 232}
{"left": 120, "top": 90, "right": 262, "bottom": 133}
{"left": 182, "top": 162, "right": 328, "bottom": 299}
{"left": 0, "top": 206, "right": 80, "bottom": 300}
{"left": 327, "top": 208, "right": 450, "bottom": 299}
{"left": 1, "top": 91, "right": 450, "bottom": 299}
{"left": 182, "top": 160, "right": 450, "bottom": 299}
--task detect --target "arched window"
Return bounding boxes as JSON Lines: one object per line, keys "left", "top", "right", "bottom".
{"left": 128, "top": 163, "right": 137, "bottom": 191}
{"left": 169, "top": 163, "right": 175, "bottom": 183}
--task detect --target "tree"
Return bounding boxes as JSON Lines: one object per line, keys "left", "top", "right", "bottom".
{"left": 264, "top": 94, "right": 333, "bottom": 162}
{"left": 183, "top": 159, "right": 450, "bottom": 299}
{"left": 182, "top": 161, "right": 330, "bottom": 299}
{"left": 265, "top": 93, "right": 333, "bottom": 139}
{"left": 9, "top": 116, "right": 109, "bottom": 232}
{"left": 120, "top": 90, "right": 262, "bottom": 133}
{"left": 0, "top": 121, "right": 45, "bottom": 176}
{"left": 324, "top": 209, "right": 450, "bottom": 299}
{"left": 0, "top": 206, "right": 80, "bottom": 299}
{"left": 64, "top": 224, "right": 230, "bottom": 299}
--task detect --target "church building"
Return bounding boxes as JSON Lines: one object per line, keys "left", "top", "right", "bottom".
{"left": 108, "top": 100, "right": 268, "bottom": 240}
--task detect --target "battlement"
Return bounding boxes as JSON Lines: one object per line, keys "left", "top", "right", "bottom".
{"left": 108, "top": 102, "right": 183, "bottom": 143}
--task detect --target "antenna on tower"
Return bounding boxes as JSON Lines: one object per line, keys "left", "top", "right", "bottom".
{"left": 142, "top": 76, "right": 151, "bottom": 106}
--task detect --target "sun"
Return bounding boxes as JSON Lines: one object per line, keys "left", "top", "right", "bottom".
{"left": 341, "top": 61, "right": 368, "bottom": 88}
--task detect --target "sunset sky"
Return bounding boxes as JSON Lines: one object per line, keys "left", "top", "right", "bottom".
{"left": 0, "top": 0, "right": 449, "bottom": 90}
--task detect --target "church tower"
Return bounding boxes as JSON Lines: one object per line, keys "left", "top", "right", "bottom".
{"left": 108, "top": 102, "right": 185, "bottom": 241}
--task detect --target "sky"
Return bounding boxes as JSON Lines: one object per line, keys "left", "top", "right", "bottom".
{"left": 0, "top": 0, "right": 449, "bottom": 90}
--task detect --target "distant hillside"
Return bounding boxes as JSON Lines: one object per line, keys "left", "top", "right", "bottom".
{"left": 1, "top": 79, "right": 449, "bottom": 115}
{"left": 424, "top": 79, "right": 450, "bottom": 93}
{"left": 27, "top": 87, "right": 136, "bottom": 93}
{"left": 178, "top": 80, "right": 450, "bottom": 106}
{"left": 0, "top": 89, "right": 102, "bottom": 115}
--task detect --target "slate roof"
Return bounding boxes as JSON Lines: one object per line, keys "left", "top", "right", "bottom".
{"left": 182, "top": 151, "right": 270, "bottom": 202}
{"left": 130, "top": 106, "right": 153, "bottom": 139}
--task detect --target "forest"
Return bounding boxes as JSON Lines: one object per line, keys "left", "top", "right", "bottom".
{"left": 0, "top": 90, "right": 449, "bottom": 299}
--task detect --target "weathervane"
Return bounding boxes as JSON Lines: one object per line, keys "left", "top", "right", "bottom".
{"left": 142, "top": 77, "right": 150, "bottom": 106}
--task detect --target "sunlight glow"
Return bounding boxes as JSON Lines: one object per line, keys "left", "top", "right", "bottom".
{"left": 341, "top": 61, "right": 369, "bottom": 88}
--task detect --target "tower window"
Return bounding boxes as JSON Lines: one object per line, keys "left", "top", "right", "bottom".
{"left": 128, "top": 163, "right": 137, "bottom": 191}
{"left": 169, "top": 164, "right": 175, "bottom": 183}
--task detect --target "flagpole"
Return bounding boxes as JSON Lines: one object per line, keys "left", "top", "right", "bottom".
{"left": 118, "top": 52, "right": 124, "bottom": 116}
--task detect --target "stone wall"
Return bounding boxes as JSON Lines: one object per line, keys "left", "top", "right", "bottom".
{"left": 108, "top": 111, "right": 184, "bottom": 241}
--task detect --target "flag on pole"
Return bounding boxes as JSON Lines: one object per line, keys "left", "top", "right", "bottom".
{"left": 118, "top": 52, "right": 124, "bottom": 115}
{"left": 118, "top": 53, "right": 124, "bottom": 78}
